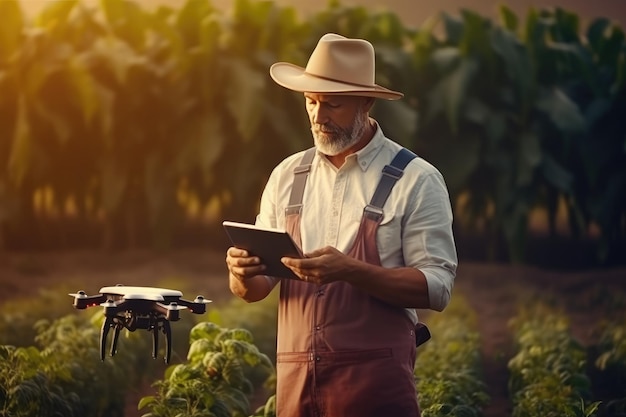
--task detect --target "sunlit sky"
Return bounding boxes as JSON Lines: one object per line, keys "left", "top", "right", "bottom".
{"left": 20, "top": 0, "right": 626, "bottom": 28}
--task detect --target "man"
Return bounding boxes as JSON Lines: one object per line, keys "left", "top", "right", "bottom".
{"left": 226, "top": 33, "right": 457, "bottom": 417}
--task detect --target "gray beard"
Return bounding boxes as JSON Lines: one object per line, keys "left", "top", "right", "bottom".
{"left": 311, "top": 112, "right": 369, "bottom": 156}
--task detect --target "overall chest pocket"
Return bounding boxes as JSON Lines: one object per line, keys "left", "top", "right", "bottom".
{"left": 348, "top": 207, "right": 401, "bottom": 252}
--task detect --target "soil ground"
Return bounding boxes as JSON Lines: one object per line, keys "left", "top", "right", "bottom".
{"left": 1, "top": 249, "right": 625, "bottom": 417}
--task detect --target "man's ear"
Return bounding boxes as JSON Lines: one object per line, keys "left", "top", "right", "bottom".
{"left": 364, "top": 97, "right": 376, "bottom": 112}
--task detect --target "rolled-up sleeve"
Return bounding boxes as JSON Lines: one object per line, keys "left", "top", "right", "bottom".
{"left": 403, "top": 170, "right": 457, "bottom": 312}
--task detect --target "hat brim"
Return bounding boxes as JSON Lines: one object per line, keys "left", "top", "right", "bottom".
{"left": 270, "top": 62, "right": 403, "bottom": 100}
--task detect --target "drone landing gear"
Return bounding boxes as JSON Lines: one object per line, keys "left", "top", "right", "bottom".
{"left": 100, "top": 299, "right": 183, "bottom": 364}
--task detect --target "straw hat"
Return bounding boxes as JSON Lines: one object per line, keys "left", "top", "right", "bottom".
{"left": 269, "top": 33, "right": 403, "bottom": 100}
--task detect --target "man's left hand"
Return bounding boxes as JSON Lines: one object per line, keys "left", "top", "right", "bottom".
{"left": 281, "top": 246, "right": 357, "bottom": 285}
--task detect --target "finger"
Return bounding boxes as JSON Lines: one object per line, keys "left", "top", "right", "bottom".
{"left": 227, "top": 246, "right": 249, "bottom": 257}
{"left": 230, "top": 264, "right": 266, "bottom": 279}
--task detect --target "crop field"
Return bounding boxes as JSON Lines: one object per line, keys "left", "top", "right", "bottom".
{"left": 1, "top": 249, "right": 625, "bottom": 417}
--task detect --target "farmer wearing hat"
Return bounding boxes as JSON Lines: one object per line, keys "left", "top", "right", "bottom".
{"left": 226, "top": 34, "right": 457, "bottom": 417}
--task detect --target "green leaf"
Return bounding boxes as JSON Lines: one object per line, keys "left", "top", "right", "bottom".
{"left": 100, "top": 0, "right": 147, "bottom": 50}
{"left": 35, "top": 0, "right": 78, "bottom": 30}
{"left": 517, "top": 131, "right": 542, "bottom": 186}
{"left": 430, "top": 46, "right": 461, "bottom": 73}
{"left": 8, "top": 96, "right": 32, "bottom": 186}
{"left": 100, "top": 155, "right": 127, "bottom": 213}
{"left": 441, "top": 12, "right": 464, "bottom": 44}
{"left": 498, "top": 5, "right": 519, "bottom": 32}
{"left": 66, "top": 55, "right": 99, "bottom": 125}
{"left": 175, "top": 112, "right": 224, "bottom": 181}
{"left": 175, "top": 0, "right": 215, "bottom": 46}
{"left": 541, "top": 154, "right": 573, "bottom": 192}
{"left": 444, "top": 57, "right": 479, "bottom": 134}
{"left": 458, "top": 9, "right": 491, "bottom": 57}
{"left": 224, "top": 58, "right": 266, "bottom": 142}
{"left": 0, "top": 0, "right": 23, "bottom": 62}
{"left": 535, "top": 87, "right": 586, "bottom": 135}
{"left": 586, "top": 18, "right": 611, "bottom": 52}
{"left": 490, "top": 27, "right": 533, "bottom": 112}
{"left": 137, "top": 395, "right": 156, "bottom": 410}
{"left": 190, "top": 322, "right": 223, "bottom": 343}
{"left": 31, "top": 97, "right": 71, "bottom": 144}
{"left": 187, "top": 339, "right": 213, "bottom": 361}
{"left": 371, "top": 99, "right": 417, "bottom": 147}
{"left": 90, "top": 36, "right": 138, "bottom": 85}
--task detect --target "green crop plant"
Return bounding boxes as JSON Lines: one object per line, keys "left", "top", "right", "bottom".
{"left": 139, "top": 321, "right": 275, "bottom": 417}
{"left": 593, "top": 318, "right": 626, "bottom": 416}
{"left": 0, "top": 311, "right": 152, "bottom": 417}
{"left": 508, "top": 303, "right": 600, "bottom": 417}
{"left": 0, "top": 345, "right": 81, "bottom": 417}
{"left": 415, "top": 295, "right": 489, "bottom": 417}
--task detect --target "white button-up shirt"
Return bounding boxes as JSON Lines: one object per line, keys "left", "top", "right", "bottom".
{"left": 256, "top": 122, "right": 457, "bottom": 322}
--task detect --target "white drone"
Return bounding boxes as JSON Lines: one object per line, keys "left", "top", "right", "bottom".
{"left": 69, "top": 285, "right": 211, "bottom": 364}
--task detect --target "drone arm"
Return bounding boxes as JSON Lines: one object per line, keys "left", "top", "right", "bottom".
{"left": 72, "top": 294, "right": 107, "bottom": 310}
{"left": 154, "top": 302, "right": 184, "bottom": 321}
{"left": 177, "top": 297, "right": 211, "bottom": 314}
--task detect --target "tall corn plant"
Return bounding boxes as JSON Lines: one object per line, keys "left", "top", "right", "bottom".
{"left": 0, "top": 0, "right": 312, "bottom": 250}
{"left": 1, "top": 0, "right": 624, "bottom": 261}
{"left": 408, "top": 6, "right": 624, "bottom": 263}
{"left": 194, "top": 0, "right": 311, "bottom": 224}
{"left": 522, "top": 8, "right": 626, "bottom": 263}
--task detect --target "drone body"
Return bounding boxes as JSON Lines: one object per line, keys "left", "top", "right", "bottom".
{"left": 69, "top": 285, "right": 211, "bottom": 364}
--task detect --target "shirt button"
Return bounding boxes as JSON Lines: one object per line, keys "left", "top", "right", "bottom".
{"left": 315, "top": 356, "right": 321, "bottom": 362}
{"left": 315, "top": 325, "right": 321, "bottom": 331}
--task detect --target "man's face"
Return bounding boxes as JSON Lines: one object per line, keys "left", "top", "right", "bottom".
{"left": 304, "top": 93, "right": 370, "bottom": 156}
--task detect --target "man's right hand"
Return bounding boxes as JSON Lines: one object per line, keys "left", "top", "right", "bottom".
{"left": 226, "top": 246, "right": 266, "bottom": 281}
{"left": 226, "top": 247, "right": 272, "bottom": 302}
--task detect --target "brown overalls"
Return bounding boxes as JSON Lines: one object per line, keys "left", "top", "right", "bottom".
{"left": 275, "top": 148, "right": 421, "bottom": 417}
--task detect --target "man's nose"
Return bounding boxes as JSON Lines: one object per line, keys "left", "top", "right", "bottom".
{"left": 311, "top": 105, "right": 328, "bottom": 124}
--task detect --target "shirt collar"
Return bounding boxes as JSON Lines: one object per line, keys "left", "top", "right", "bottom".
{"left": 349, "top": 119, "right": 385, "bottom": 172}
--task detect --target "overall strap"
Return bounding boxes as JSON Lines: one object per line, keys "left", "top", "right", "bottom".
{"left": 364, "top": 148, "right": 417, "bottom": 220}
{"left": 286, "top": 147, "right": 316, "bottom": 216}
{"left": 287, "top": 147, "right": 416, "bottom": 218}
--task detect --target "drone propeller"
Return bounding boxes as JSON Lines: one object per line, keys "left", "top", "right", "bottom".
{"left": 69, "top": 290, "right": 107, "bottom": 309}
{"left": 194, "top": 295, "right": 212, "bottom": 304}
{"left": 68, "top": 290, "right": 87, "bottom": 298}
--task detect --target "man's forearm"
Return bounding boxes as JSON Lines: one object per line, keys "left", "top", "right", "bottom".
{"left": 346, "top": 264, "right": 431, "bottom": 309}
{"left": 229, "top": 274, "right": 273, "bottom": 303}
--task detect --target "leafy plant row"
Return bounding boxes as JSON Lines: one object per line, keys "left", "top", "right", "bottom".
{"left": 507, "top": 303, "right": 600, "bottom": 417}
{"left": 0, "top": 313, "right": 151, "bottom": 417}
{"left": 592, "top": 318, "right": 626, "bottom": 417}
{"left": 138, "top": 322, "right": 275, "bottom": 417}
{"left": 137, "top": 294, "right": 488, "bottom": 417}
{"left": 1, "top": 0, "right": 625, "bottom": 265}
{"left": 0, "top": 305, "right": 275, "bottom": 417}
{"left": 414, "top": 296, "right": 489, "bottom": 417}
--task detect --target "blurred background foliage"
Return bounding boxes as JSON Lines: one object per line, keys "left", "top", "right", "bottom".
{"left": 0, "top": 0, "right": 624, "bottom": 267}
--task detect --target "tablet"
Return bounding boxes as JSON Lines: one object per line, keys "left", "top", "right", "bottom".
{"left": 222, "top": 221, "right": 303, "bottom": 280}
